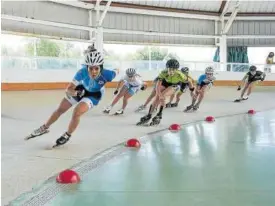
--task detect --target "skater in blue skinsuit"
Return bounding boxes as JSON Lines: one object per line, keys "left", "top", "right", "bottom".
{"left": 26, "top": 49, "right": 118, "bottom": 148}
{"left": 184, "top": 66, "right": 215, "bottom": 112}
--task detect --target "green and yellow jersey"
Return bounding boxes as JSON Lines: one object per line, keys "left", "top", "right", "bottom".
{"left": 157, "top": 70, "right": 187, "bottom": 86}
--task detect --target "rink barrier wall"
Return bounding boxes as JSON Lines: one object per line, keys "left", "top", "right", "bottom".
{"left": 2, "top": 80, "right": 275, "bottom": 91}
{"left": 2, "top": 69, "right": 275, "bottom": 91}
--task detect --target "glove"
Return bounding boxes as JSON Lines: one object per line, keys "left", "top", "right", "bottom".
{"left": 75, "top": 86, "right": 85, "bottom": 98}
{"left": 237, "top": 86, "right": 241, "bottom": 91}
{"left": 141, "top": 85, "right": 148, "bottom": 90}
{"left": 114, "top": 90, "right": 119, "bottom": 95}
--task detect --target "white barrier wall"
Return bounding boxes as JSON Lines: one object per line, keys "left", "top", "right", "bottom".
{"left": 2, "top": 68, "right": 275, "bottom": 83}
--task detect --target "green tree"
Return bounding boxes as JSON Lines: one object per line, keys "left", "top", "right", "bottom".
{"left": 26, "top": 39, "right": 61, "bottom": 57}
{"left": 104, "top": 49, "right": 121, "bottom": 60}
{"left": 133, "top": 46, "right": 168, "bottom": 60}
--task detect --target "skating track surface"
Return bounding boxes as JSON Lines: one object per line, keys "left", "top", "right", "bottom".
{"left": 2, "top": 87, "right": 275, "bottom": 206}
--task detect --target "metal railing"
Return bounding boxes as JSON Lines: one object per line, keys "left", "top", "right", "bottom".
{"left": 1, "top": 56, "right": 274, "bottom": 73}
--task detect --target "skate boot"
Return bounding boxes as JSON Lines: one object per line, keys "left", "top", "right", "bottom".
{"left": 184, "top": 105, "right": 194, "bottom": 112}
{"left": 114, "top": 109, "right": 124, "bottom": 115}
{"left": 25, "top": 124, "right": 49, "bottom": 140}
{"left": 135, "top": 104, "right": 146, "bottom": 112}
{"left": 171, "top": 103, "right": 178, "bottom": 107}
{"left": 150, "top": 114, "right": 162, "bottom": 126}
{"left": 193, "top": 105, "right": 199, "bottom": 111}
{"left": 136, "top": 114, "right": 152, "bottom": 126}
{"left": 103, "top": 106, "right": 112, "bottom": 114}
{"left": 242, "top": 96, "right": 249, "bottom": 100}
{"left": 52, "top": 132, "right": 71, "bottom": 148}
{"left": 234, "top": 98, "right": 242, "bottom": 102}
{"left": 166, "top": 103, "right": 172, "bottom": 108}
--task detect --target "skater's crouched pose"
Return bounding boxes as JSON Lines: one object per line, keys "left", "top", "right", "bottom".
{"left": 137, "top": 59, "right": 194, "bottom": 126}
{"left": 25, "top": 51, "right": 118, "bottom": 148}
{"left": 103, "top": 68, "right": 146, "bottom": 115}
{"left": 184, "top": 66, "right": 215, "bottom": 112}
{"left": 234, "top": 65, "right": 266, "bottom": 102}
{"left": 166, "top": 66, "right": 195, "bottom": 108}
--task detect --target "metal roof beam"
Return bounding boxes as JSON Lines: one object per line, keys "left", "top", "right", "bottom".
{"left": 100, "top": 6, "right": 219, "bottom": 20}
{"left": 103, "top": 28, "right": 219, "bottom": 39}
{"left": 222, "top": 2, "right": 240, "bottom": 34}
{"left": 98, "top": 0, "right": 112, "bottom": 26}
{"left": 48, "top": 0, "right": 94, "bottom": 9}
{"left": 1, "top": 14, "right": 95, "bottom": 31}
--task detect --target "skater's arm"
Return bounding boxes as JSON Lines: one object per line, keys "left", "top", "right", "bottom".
{"left": 115, "top": 80, "right": 124, "bottom": 90}
{"left": 66, "top": 82, "right": 78, "bottom": 96}
{"left": 239, "top": 74, "right": 248, "bottom": 87}
{"left": 68, "top": 68, "right": 84, "bottom": 96}
{"left": 155, "top": 80, "right": 163, "bottom": 96}
{"left": 187, "top": 76, "right": 195, "bottom": 91}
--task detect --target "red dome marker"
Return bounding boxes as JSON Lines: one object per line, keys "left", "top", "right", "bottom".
{"left": 205, "top": 116, "right": 215, "bottom": 122}
{"left": 169, "top": 124, "right": 181, "bottom": 132}
{"left": 126, "top": 138, "right": 141, "bottom": 148}
{"left": 56, "top": 169, "right": 80, "bottom": 184}
{"left": 248, "top": 109, "right": 256, "bottom": 114}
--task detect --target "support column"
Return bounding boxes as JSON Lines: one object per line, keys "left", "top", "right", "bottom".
{"left": 220, "top": 34, "right": 227, "bottom": 71}
{"left": 148, "top": 46, "right": 151, "bottom": 70}
{"left": 95, "top": 27, "right": 103, "bottom": 53}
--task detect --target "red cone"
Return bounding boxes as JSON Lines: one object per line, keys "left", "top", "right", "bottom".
{"left": 126, "top": 138, "right": 141, "bottom": 148}
{"left": 56, "top": 169, "right": 80, "bottom": 184}
{"left": 205, "top": 116, "right": 215, "bottom": 122}
{"left": 248, "top": 109, "right": 256, "bottom": 114}
{"left": 169, "top": 124, "right": 181, "bottom": 132}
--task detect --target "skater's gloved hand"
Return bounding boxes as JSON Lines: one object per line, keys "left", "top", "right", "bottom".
{"left": 76, "top": 89, "right": 85, "bottom": 98}
{"left": 114, "top": 90, "right": 119, "bottom": 95}
{"left": 189, "top": 87, "right": 195, "bottom": 92}
{"left": 237, "top": 86, "right": 241, "bottom": 91}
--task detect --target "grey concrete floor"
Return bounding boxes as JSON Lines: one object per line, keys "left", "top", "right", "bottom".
{"left": 2, "top": 86, "right": 275, "bottom": 205}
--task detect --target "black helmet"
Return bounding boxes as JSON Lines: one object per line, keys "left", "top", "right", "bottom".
{"left": 181, "top": 67, "right": 189, "bottom": 73}
{"left": 249, "top": 65, "right": 257, "bottom": 72}
{"left": 269, "top": 52, "right": 274, "bottom": 57}
{"left": 166, "top": 59, "right": 180, "bottom": 69}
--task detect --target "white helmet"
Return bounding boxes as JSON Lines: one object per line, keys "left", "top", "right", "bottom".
{"left": 205, "top": 66, "right": 214, "bottom": 74}
{"left": 126, "top": 68, "right": 136, "bottom": 77}
{"left": 84, "top": 51, "right": 104, "bottom": 66}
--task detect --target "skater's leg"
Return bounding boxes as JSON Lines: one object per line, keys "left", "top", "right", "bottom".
{"left": 26, "top": 97, "right": 73, "bottom": 140}
{"left": 54, "top": 98, "right": 93, "bottom": 147}
{"left": 67, "top": 101, "right": 90, "bottom": 135}
{"left": 104, "top": 85, "right": 127, "bottom": 113}
{"left": 122, "top": 92, "right": 133, "bottom": 110}
{"left": 176, "top": 91, "right": 183, "bottom": 103}
{"left": 115, "top": 91, "right": 134, "bottom": 115}
{"left": 240, "top": 82, "right": 249, "bottom": 99}
{"left": 193, "top": 86, "right": 206, "bottom": 109}
{"left": 169, "top": 92, "right": 176, "bottom": 104}
{"left": 246, "top": 83, "right": 254, "bottom": 96}
{"left": 144, "top": 89, "right": 156, "bottom": 107}
{"left": 111, "top": 85, "right": 127, "bottom": 107}
{"left": 45, "top": 98, "right": 72, "bottom": 128}
{"left": 150, "top": 87, "right": 174, "bottom": 125}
